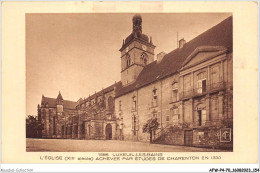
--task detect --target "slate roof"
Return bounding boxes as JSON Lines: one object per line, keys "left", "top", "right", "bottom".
{"left": 78, "top": 81, "right": 122, "bottom": 105}
{"left": 42, "top": 96, "right": 77, "bottom": 110}
{"left": 115, "top": 16, "right": 233, "bottom": 98}
{"left": 57, "top": 91, "right": 63, "bottom": 100}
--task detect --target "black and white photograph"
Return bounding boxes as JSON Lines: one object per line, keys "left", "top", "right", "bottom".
{"left": 26, "top": 13, "right": 233, "bottom": 152}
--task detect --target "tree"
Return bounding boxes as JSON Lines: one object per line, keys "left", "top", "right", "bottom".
{"left": 26, "top": 115, "right": 43, "bottom": 138}
{"left": 142, "top": 117, "right": 159, "bottom": 143}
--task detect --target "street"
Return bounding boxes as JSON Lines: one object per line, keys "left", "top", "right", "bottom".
{"left": 26, "top": 138, "right": 227, "bottom": 152}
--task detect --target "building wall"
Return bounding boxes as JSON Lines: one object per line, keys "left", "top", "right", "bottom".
{"left": 115, "top": 72, "right": 182, "bottom": 142}
{"left": 154, "top": 52, "right": 233, "bottom": 149}
{"left": 40, "top": 106, "right": 78, "bottom": 139}
{"left": 121, "top": 40, "right": 155, "bottom": 86}
{"left": 115, "top": 91, "right": 136, "bottom": 141}
{"left": 116, "top": 50, "right": 233, "bottom": 149}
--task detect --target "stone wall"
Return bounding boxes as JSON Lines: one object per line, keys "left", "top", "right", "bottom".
{"left": 115, "top": 74, "right": 182, "bottom": 142}
{"left": 155, "top": 122, "right": 233, "bottom": 150}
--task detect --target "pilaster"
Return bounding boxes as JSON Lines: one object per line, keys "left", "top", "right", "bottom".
{"left": 206, "top": 94, "right": 210, "bottom": 122}
{"left": 218, "top": 91, "right": 224, "bottom": 120}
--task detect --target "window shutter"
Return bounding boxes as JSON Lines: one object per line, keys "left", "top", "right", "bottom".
{"left": 199, "top": 80, "right": 202, "bottom": 88}
{"left": 197, "top": 80, "right": 202, "bottom": 93}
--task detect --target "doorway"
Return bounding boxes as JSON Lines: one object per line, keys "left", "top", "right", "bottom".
{"left": 198, "top": 110, "right": 202, "bottom": 126}
{"left": 105, "top": 124, "right": 112, "bottom": 140}
{"left": 184, "top": 130, "right": 193, "bottom": 146}
{"left": 197, "top": 109, "right": 206, "bottom": 126}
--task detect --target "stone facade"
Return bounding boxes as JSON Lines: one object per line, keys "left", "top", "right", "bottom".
{"left": 38, "top": 14, "right": 233, "bottom": 149}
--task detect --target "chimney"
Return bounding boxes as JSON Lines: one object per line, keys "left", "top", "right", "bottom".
{"left": 157, "top": 52, "right": 166, "bottom": 63}
{"left": 179, "top": 38, "right": 186, "bottom": 48}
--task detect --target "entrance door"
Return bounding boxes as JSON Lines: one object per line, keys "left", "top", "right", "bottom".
{"left": 184, "top": 130, "right": 193, "bottom": 146}
{"left": 198, "top": 110, "right": 202, "bottom": 126}
{"left": 105, "top": 124, "right": 112, "bottom": 140}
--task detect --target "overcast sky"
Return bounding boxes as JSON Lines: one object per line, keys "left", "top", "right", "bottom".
{"left": 26, "top": 13, "right": 231, "bottom": 116}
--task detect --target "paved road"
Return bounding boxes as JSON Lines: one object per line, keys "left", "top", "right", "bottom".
{"left": 26, "top": 138, "right": 227, "bottom": 152}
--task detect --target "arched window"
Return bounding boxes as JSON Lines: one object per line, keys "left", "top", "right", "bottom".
{"left": 140, "top": 53, "right": 147, "bottom": 65}
{"left": 107, "top": 96, "right": 114, "bottom": 112}
{"left": 126, "top": 54, "right": 131, "bottom": 67}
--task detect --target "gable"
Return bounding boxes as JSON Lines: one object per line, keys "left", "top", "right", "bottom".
{"left": 115, "top": 16, "right": 232, "bottom": 98}
{"left": 181, "top": 46, "right": 227, "bottom": 69}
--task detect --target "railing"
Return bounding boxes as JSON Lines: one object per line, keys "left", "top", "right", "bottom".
{"left": 153, "top": 124, "right": 172, "bottom": 142}
{"left": 180, "top": 81, "right": 226, "bottom": 100}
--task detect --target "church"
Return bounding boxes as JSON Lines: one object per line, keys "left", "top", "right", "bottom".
{"left": 38, "top": 14, "right": 233, "bottom": 149}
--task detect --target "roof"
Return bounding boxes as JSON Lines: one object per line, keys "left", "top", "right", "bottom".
{"left": 57, "top": 91, "right": 63, "bottom": 100}
{"left": 120, "top": 32, "right": 151, "bottom": 51}
{"left": 78, "top": 81, "right": 122, "bottom": 105}
{"left": 115, "top": 16, "right": 233, "bottom": 97}
{"left": 41, "top": 96, "right": 77, "bottom": 110}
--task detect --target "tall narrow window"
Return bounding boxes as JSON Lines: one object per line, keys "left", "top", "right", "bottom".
{"left": 140, "top": 53, "right": 148, "bottom": 65}
{"left": 126, "top": 54, "right": 131, "bottom": 67}
{"left": 65, "top": 126, "right": 67, "bottom": 136}
{"left": 81, "top": 123, "right": 85, "bottom": 135}
{"left": 119, "top": 100, "right": 122, "bottom": 111}
{"left": 170, "top": 107, "right": 179, "bottom": 125}
{"left": 197, "top": 107, "right": 206, "bottom": 126}
{"left": 198, "top": 110, "right": 202, "bottom": 126}
{"left": 62, "top": 125, "right": 64, "bottom": 136}
{"left": 53, "top": 116, "right": 56, "bottom": 135}
{"left": 132, "top": 96, "right": 137, "bottom": 111}
{"left": 132, "top": 114, "right": 137, "bottom": 136}
{"left": 172, "top": 82, "right": 178, "bottom": 102}
{"left": 197, "top": 72, "right": 207, "bottom": 94}
{"left": 152, "top": 88, "right": 158, "bottom": 107}
{"left": 88, "top": 125, "right": 91, "bottom": 136}
{"left": 107, "top": 96, "right": 114, "bottom": 112}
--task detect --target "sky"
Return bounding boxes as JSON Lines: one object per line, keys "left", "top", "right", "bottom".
{"left": 26, "top": 13, "right": 232, "bottom": 116}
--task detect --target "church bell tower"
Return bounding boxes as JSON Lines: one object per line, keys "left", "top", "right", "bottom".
{"left": 119, "top": 14, "right": 156, "bottom": 86}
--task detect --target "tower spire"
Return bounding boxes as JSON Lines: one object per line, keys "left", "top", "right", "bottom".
{"left": 57, "top": 91, "right": 63, "bottom": 100}
{"left": 132, "top": 14, "right": 142, "bottom": 34}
